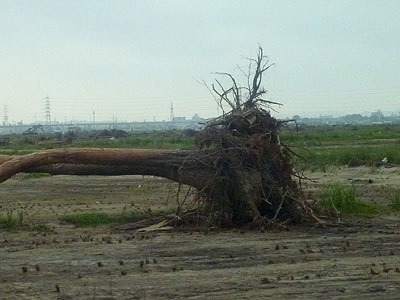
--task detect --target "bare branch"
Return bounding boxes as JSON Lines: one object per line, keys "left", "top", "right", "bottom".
{"left": 206, "top": 45, "right": 280, "bottom": 114}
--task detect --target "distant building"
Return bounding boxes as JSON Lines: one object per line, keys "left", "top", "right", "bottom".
{"left": 370, "top": 110, "right": 384, "bottom": 122}
{"left": 343, "top": 114, "right": 365, "bottom": 124}
{"left": 172, "top": 117, "right": 186, "bottom": 122}
{"left": 191, "top": 114, "right": 202, "bottom": 121}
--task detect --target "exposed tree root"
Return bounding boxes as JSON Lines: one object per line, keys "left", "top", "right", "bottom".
{"left": 0, "top": 47, "right": 322, "bottom": 228}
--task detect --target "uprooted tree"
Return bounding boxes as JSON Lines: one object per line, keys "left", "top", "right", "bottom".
{"left": 0, "top": 47, "right": 319, "bottom": 227}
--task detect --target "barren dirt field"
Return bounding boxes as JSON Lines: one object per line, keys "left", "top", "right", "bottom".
{"left": 1, "top": 167, "right": 400, "bottom": 299}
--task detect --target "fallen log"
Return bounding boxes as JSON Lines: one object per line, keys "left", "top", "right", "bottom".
{"left": 0, "top": 47, "right": 320, "bottom": 226}
{"left": 0, "top": 148, "right": 209, "bottom": 190}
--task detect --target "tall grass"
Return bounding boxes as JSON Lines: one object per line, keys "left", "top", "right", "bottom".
{"left": 281, "top": 124, "right": 400, "bottom": 146}
{"left": 60, "top": 209, "right": 176, "bottom": 227}
{"left": 0, "top": 131, "right": 195, "bottom": 151}
{"left": 389, "top": 189, "right": 400, "bottom": 211}
{"left": 315, "top": 184, "right": 385, "bottom": 217}
{"left": 294, "top": 144, "right": 400, "bottom": 169}
{"left": 0, "top": 210, "right": 24, "bottom": 228}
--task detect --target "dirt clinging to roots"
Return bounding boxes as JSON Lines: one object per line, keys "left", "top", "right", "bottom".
{"left": 185, "top": 47, "right": 317, "bottom": 226}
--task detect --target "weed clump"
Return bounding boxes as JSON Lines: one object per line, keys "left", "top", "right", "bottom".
{"left": 0, "top": 211, "right": 17, "bottom": 228}
{"left": 316, "top": 184, "right": 384, "bottom": 217}
{"left": 0, "top": 210, "right": 24, "bottom": 229}
{"left": 61, "top": 212, "right": 113, "bottom": 227}
{"left": 389, "top": 189, "right": 400, "bottom": 211}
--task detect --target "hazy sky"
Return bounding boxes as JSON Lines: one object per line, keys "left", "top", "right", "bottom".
{"left": 1, "top": 0, "right": 400, "bottom": 123}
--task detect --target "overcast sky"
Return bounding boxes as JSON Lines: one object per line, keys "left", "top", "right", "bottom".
{"left": 1, "top": 0, "right": 400, "bottom": 123}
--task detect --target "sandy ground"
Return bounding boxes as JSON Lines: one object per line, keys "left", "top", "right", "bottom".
{"left": 1, "top": 167, "right": 400, "bottom": 299}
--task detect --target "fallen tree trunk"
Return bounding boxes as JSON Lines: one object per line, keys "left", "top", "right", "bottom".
{"left": 0, "top": 149, "right": 209, "bottom": 190}
{"left": 30, "top": 163, "right": 172, "bottom": 177}
{"left": 0, "top": 47, "right": 320, "bottom": 227}
{"left": 0, "top": 144, "right": 314, "bottom": 226}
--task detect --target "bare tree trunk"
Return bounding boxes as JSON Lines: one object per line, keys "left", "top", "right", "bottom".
{"left": 0, "top": 149, "right": 209, "bottom": 190}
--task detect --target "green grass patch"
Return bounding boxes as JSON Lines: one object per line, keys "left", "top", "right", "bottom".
{"left": 281, "top": 124, "right": 400, "bottom": 170}
{"left": 0, "top": 210, "right": 52, "bottom": 231}
{"left": 0, "top": 150, "right": 33, "bottom": 155}
{"left": 0, "top": 131, "right": 196, "bottom": 151}
{"left": 389, "top": 189, "right": 400, "bottom": 211}
{"left": 294, "top": 144, "right": 400, "bottom": 170}
{"left": 61, "top": 212, "right": 114, "bottom": 227}
{"left": 315, "top": 184, "right": 386, "bottom": 217}
{"left": 281, "top": 124, "right": 400, "bottom": 146}
{"left": 0, "top": 211, "right": 17, "bottom": 228}
{"left": 60, "top": 209, "right": 173, "bottom": 227}
{"left": 23, "top": 173, "right": 51, "bottom": 180}
{"left": 0, "top": 210, "right": 24, "bottom": 229}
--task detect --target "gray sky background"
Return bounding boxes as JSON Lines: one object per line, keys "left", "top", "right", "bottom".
{"left": 1, "top": 0, "right": 400, "bottom": 123}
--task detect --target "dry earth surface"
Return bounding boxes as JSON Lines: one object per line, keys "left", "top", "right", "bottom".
{"left": 1, "top": 167, "right": 400, "bottom": 299}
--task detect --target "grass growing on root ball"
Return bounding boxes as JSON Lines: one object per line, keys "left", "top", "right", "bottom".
{"left": 315, "top": 184, "right": 385, "bottom": 217}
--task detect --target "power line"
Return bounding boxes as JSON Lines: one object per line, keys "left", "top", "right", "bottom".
{"left": 170, "top": 102, "right": 174, "bottom": 121}
{"left": 3, "top": 105, "right": 8, "bottom": 126}
{"left": 44, "top": 95, "right": 51, "bottom": 125}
